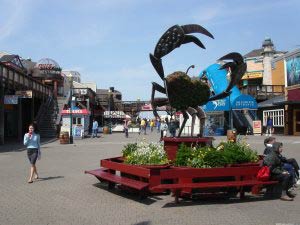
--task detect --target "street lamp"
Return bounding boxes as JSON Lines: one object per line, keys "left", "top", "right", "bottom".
{"left": 185, "top": 65, "right": 195, "bottom": 74}
{"left": 108, "top": 89, "right": 112, "bottom": 134}
{"left": 69, "top": 77, "right": 73, "bottom": 144}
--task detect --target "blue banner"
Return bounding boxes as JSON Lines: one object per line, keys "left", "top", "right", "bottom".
{"left": 231, "top": 94, "right": 257, "bottom": 109}
{"left": 203, "top": 98, "right": 230, "bottom": 111}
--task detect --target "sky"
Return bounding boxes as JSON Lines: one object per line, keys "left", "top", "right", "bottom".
{"left": 1, "top": 0, "right": 300, "bottom": 101}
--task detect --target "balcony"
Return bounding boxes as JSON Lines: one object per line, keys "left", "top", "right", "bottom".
{"left": 240, "top": 85, "right": 285, "bottom": 101}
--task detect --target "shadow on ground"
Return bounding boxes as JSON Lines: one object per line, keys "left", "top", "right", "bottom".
{"left": 0, "top": 138, "right": 58, "bottom": 153}
{"left": 92, "top": 183, "right": 165, "bottom": 205}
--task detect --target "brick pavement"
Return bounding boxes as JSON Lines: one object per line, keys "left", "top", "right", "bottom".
{"left": 0, "top": 132, "right": 299, "bottom": 225}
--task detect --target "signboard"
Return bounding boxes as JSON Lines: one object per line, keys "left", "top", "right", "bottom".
{"left": 16, "top": 90, "right": 32, "bottom": 98}
{"left": 61, "top": 109, "right": 90, "bottom": 115}
{"left": 253, "top": 120, "right": 262, "bottom": 135}
{"left": 203, "top": 98, "right": 230, "bottom": 112}
{"left": 242, "top": 71, "right": 263, "bottom": 80}
{"left": 4, "top": 95, "right": 18, "bottom": 104}
{"left": 286, "top": 54, "right": 300, "bottom": 86}
{"left": 232, "top": 94, "right": 258, "bottom": 110}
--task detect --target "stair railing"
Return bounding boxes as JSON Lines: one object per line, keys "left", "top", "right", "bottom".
{"left": 34, "top": 95, "right": 53, "bottom": 126}
{"left": 55, "top": 91, "right": 71, "bottom": 126}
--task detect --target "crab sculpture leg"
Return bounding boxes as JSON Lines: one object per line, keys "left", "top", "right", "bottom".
{"left": 208, "top": 52, "right": 247, "bottom": 101}
{"left": 187, "top": 107, "right": 206, "bottom": 137}
{"left": 150, "top": 24, "right": 214, "bottom": 120}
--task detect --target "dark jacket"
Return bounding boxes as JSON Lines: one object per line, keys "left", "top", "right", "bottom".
{"left": 263, "top": 142, "right": 284, "bottom": 175}
{"left": 263, "top": 146, "right": 273, "bottom": 156}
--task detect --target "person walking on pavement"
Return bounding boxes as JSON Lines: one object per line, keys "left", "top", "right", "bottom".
{"left": 124, "top": 119, "right": 130, "bottom": 138}
{"left": 92, "top": 118, "right": 99, "bottom": 138}
{"left": 24, "top": 124, "right": 41, "bottom": 183}
{"left": 160, "top": 120, "right": 168, "bottom": 141}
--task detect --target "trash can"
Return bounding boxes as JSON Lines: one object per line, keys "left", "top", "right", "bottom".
{"left": 103, "top": 126, "right": 110, "bottom": 134}
{"left": 227, "top": 129, "right": 236, "bottom": 142}
{"left": 60, "top": 132, "right": 69, "bottom": 144}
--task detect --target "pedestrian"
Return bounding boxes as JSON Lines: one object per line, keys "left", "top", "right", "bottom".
{"left": 156, "top": 119, "right": 161, "bottom": 133}
{"left": 150, "top": 120, "right": 155, "bottom": 132}
{"left": 92, "top": 118, "right": 98, "bottom": 138}
{"left": 124, "top": 119, "right": 130, "bottom": 138}
{"left": 266, "top": 117, "right": 273, "bottom": 136}
{"left": 160, "top": 120, "right": 168, "bottom": 140}
{"left": 141, "top": 118, "right": 146, "bottom": 135}
{"left": 23, "top": 124, "right": 41, "bottom": 183}
{"left": 263, "top": 142, "right": 295, "bottom": 201}
{"left": 169, "top": 119, "right": 177, "bottom": 137}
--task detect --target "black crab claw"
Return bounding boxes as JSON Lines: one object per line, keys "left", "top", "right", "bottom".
{"left": 150, "top": 24, "right": 214, "bottom": 80}
{"left": 209, "top": 52, "right": 246, "bottom": 101}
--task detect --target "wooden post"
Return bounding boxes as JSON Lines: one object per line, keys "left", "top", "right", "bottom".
{"left": 0, "top": 66, "right": 4, "bottom": 145}
{"left": 18, "top": 98, "right": 22, "bottom": 142}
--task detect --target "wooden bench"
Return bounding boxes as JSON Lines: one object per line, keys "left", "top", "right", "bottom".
{"left": 150, "top": 166, "right": 278, "bottom": 203}
{"left": 85, "top": 158, "right": 151, "bottom": 198}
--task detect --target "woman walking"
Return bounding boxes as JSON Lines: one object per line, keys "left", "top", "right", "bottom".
{"left": 24, "top": 124, "right": 41, "bottom": 183}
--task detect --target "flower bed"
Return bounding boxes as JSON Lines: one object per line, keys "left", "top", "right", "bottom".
{"left": 121, "top": 139, "right": 259, "bottom": 168}
{"left": 122, "top": 142, "right": 169, "bottom": 165}
{"left": 174, "top": 141, "right": 259, "bottom": 168}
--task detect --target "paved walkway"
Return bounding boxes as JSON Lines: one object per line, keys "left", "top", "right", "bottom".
{"left": 0, "top": 132, "right": 299, "bottom": 225}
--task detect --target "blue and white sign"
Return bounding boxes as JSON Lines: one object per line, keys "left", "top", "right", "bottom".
{"left": 203, "top": 98, "right": 230, "bottom": 112}
{"left": 231, "top": 94, "right": 257, "bottom": 110}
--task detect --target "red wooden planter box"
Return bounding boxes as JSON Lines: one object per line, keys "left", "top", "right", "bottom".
{"left": 163, "top": 137, "right": 214, "bottom": 161}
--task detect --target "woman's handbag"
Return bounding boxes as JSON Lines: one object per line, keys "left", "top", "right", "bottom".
{"left": 257, "top": 166, "right": 270, "bottom": 181}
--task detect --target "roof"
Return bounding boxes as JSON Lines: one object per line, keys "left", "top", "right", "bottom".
{"left": 257, "top": 95, "right": 285, "bottom": 108}
{"left": 96, "top": 89, "right": 121, "bottom": 95}
{"left": 244, "top": 49, "right": 263, "bottom": 58}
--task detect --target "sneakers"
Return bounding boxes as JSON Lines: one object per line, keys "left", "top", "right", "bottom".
{"left": 287, "top": 188, "right": 297, "bottom": 198}
{"left": 280, "top": 195, "right": 294, "bottom": 201}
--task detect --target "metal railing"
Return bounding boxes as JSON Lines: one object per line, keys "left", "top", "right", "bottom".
{"left": 240, "top": 85, "right": 284, "bottom": 99}
{"left": 34, "top": 95, "right": 53, "bottom": 126}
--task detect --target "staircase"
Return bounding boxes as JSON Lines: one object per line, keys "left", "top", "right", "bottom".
{"left": 35, "top": 96, "right": 57, "bottom": 138}
{"left": 35, "top": 93, "right": 70, "bottom": 138}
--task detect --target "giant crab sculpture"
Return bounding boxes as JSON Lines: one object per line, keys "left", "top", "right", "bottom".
{"left": 149, "top": 24, "right": 246, "bottom": 137}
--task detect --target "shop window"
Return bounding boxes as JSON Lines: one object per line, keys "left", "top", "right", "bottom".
{"left": 73, "top": 118, "right": 76, "bottom": 124}
{"left": 77, "top": 118, "right": 82, "bottom": 125}
{"left": 263, "top": 109, "right": 284, "bottom": 127}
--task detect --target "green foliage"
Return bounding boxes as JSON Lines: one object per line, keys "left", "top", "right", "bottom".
{"left": 166, "top": 71, "right": 210, "bottom": 110}
{"left": 174, "top": 143, "right": 193, "bottom": 166}
{"left": 174, "top": 141, "right": 259, "bottom": 168}
{"left": 218, "top": 141, "right": 259, "bottom": 164}
{"left": 122, "top": 143, "right": 137, "bottom": 157}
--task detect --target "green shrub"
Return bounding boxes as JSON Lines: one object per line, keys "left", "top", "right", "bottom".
{"left": 174, "top": 143, "right": 193, "bottom": 166}
{"left": 122, "top": 143, "right": 137, "bottom": 157}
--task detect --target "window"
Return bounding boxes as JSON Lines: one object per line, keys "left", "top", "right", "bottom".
{"left": 263, "top": 109, "right": 284, "bottom": 127}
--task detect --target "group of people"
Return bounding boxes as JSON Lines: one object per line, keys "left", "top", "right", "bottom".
{"left": 263, "top": 137, "right": 300, "bottom": 201}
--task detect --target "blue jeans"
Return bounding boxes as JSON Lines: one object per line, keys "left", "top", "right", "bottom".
{"left": 92, "top": 128, "right": 97, "bottom": 137}
{"left": 283, "top": 163, "right": 295, "bottom": 184}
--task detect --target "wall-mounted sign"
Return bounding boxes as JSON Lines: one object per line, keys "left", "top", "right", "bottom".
{"left": 15, "top": 90, "right": 32, "bottom": 98}
{"left": 4, "top": 95, "right": 18, "bottom": 104}
{"left": 61, "top": 109, "right": 90, "bottom": 115}
{"left": 242, "top": 71, "right": 263, "bottom": 80}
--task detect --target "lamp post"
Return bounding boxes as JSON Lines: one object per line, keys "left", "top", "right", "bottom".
{"left": 108, "top": 89, "right": 112, "bottom": 134}
{"left": 69, "top": 77, "right": 73, "bottom": 144}
{"left": 185, "top": 65, "right": 195, "bottom": 74}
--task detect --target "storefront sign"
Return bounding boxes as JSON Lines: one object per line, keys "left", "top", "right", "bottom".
{"left": 203, "top": 98, "right": 230, "bottom": 111}
{"left": 242, "top": 71, "right": 263, "bottom": 80}
{"left": 4, "top": 95, "right": 18, "bottom": 104}
{"left": 253, "top": 120, "right": 262, "bottom": 135}
{"left": 61, "top": 109, "right": 90, "bottom": 115}
{"left": 16, "top": 90, "right": 32, "bottom": 98}
{"left": 232, "top": 94, "right": 258, "bottom": 110}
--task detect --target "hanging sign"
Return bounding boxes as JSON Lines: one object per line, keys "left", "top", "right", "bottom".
{"left": 4, "top": 95, "right": 19, "bottom": 104}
